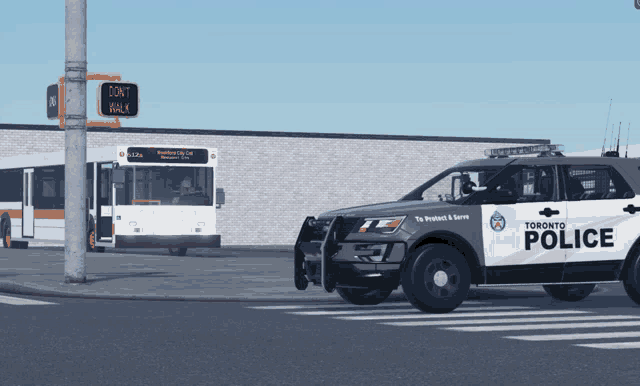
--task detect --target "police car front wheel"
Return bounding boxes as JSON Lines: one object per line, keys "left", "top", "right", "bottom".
{"left": 401, "top": 244, "right": 471, "bottom": 314}
{"left": 542, "top": 284, "right": 595, "bottom": 302}
{"left": 336, "top": 287, "right": 393, "bottom": 305}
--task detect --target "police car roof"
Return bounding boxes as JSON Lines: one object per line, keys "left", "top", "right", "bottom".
{"left": 455, "top": 157, "right": 515, "bottom": 169}
{"left": 460, "top": 155, "right": 640, "bottom": 168}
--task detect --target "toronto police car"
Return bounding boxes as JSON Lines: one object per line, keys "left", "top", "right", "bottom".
{"left": 294, "top": 144, "right": 640, "bottom": 313}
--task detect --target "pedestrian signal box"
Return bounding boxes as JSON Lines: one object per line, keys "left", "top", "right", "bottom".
{"left": 98, "top": 82, "right": 139, "bottom": 118}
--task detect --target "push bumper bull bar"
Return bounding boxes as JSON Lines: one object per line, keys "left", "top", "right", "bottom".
{"left": 294, "top": 216, "right": 343, "bottom": 293}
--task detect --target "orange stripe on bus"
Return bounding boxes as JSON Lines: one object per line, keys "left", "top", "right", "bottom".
{"left": 0, "top": 210, "right": 22, "bottom": 218}
{"left": 34, "top": 210, "right": 65, "bottom": 219}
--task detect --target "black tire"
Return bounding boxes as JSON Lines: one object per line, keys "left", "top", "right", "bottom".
{"left": 624, "top": 249, "right": 640, "bottom": 305}
{"left": 169, "top": 247, "right": 187, "bottom": 256}
{"left": 96, "top": 247, "right": 106, "bottom": 253}
{"left": 543, "top": 284, "right": 595, "bottom": 302}
{"left": 336, "top": 287, "right": 393, "bottom": 306}
{"left": 18, "top": 241, "right": 28, "bottom": 249}
{"left": 2, "top": 222, "right": 11, "bottom": 249}
{"left": 401, "top": 244, "right": 471, "bottom": 314}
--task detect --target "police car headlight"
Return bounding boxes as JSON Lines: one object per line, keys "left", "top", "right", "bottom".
{"left": 355, "top": 216, "right": 406, "bottom": 234}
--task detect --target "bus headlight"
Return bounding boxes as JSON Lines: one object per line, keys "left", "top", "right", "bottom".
{"left": 129, "top": 221, "right": 137, "bottom": 226}
{"left": 355, "top": 216, "right": 406, "bottom": 234}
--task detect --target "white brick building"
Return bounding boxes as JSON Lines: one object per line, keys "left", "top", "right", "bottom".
{"left": 0, "top": 124, "right": 550, "bottom": 246}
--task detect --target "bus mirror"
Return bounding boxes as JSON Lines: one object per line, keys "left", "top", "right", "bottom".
{"left": 216, "top": 188, "right": 225, "bottom": 207}
{"left": 113, "top": 169, "right": 125, "bottom": 184}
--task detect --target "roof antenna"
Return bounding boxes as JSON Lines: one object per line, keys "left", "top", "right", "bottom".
{"left": 610, "top": 124, "right": 615, "bottom": 151}
{"left": 601, "top": 99, "right": 612, "bottom": 157}
{"left": 626, "top": 123, "right": 631, "bottom": 158}
{"left": 616, "top": 121, "right": 621, "bottom": 155}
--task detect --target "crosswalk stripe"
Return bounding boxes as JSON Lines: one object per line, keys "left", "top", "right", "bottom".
{"left": 0, "top": 295, "right": 57, "bottom": 305}
{"left": 574, "top": 342, "right": 640, "bottom": 349}
{"left": 446, "top": 321, "right": 640, "bottom": 332}
{"left": 248, "top": 301, "right": 489, "bottom": 310}
{"left": 505, "top": 331, "right": 640, "bottom": 341}
{"left": 381, "top": 315, "right": 640, "bottom": 327}
{"left": 337, "top": 310, "right": 588, "bottom": 321}
{"left": 288, "top": 306, "right": 531, "bottom": 316}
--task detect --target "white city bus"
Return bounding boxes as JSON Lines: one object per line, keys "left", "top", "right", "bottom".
{"left": 0, "top": 145, "right": 223, "bottom": 256}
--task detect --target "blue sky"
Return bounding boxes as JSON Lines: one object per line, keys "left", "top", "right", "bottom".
{"left": 1, "top": 0, "right": 639, "bottom": 154}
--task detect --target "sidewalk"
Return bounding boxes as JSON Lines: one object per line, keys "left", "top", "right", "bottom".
{"left": 0, "top": 246, "right": 597, "bottom": 302}
{"left": 0, "top": 246, "right": 407, "bottom": 302}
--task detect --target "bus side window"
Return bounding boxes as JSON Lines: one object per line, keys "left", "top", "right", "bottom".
{"left": 34, "top": 165, "right": 64, "bottom": 209}
{"left": 86, "top": 163, "right": 94, "bottom": 210}
{"left": 100, "top": 167, "right": 112, "bottom": 205}
{"left": 0, "top": 169, "right": 22, "bottom": 202}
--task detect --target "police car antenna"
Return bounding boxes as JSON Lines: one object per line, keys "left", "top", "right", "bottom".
{"left": 626, "top": 123, "right": 631, "bottom": 158}
{"left": 616, "top": 122, "right": 622, "bottom": 155}
{"left": 610, "top": 124, "right": 615, "bottom": 151}
{"left": 601, "top": 99, "right": 612, "bottom": 157}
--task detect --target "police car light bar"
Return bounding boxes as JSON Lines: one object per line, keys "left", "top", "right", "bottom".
{"left": 484, "top": 144, "right": 565, "bottom": 157}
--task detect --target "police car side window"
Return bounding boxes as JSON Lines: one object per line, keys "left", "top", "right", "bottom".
{"left": 476, "top": 165, "right": 557, "bottom": 205}
{"left": 564, "top": 165, "right": 634, "bottom": 201}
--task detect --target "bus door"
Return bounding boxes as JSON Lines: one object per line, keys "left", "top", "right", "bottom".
{"left": 22, "top": 168, "right": 34, "bottom": 237}
{"left": 96, "top": 163, "right": 114, "bottom": 240}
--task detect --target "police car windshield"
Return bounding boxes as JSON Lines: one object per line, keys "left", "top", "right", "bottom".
{"left": 401, "top": 167, "right": 502, "bottom": 203}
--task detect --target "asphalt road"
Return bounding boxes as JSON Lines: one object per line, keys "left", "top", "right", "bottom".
{"left": 2, "top": 285, "right": 640, "bottom": 385}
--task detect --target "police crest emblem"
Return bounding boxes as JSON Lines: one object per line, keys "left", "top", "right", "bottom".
{"left": 490, "top": 211, "right": 506, "bottom": 232}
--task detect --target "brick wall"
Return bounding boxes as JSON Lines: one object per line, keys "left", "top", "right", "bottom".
{"left": 0, "top": 125, "right": 549, "bottom": 246}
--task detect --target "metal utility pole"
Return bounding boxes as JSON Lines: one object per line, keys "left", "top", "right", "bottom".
{"left": 64, "top": 0, "right": 87, "bottom": 283}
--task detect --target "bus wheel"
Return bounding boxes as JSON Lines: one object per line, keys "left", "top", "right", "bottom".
{"left": 401, "top": 244, "right": 471, "bottom": 314}
{"left": 543, "top": 284, "right": 595, "bottom": 302}
{"left": 96, "top": 247, "right": 105, "bottom": 253}
{"left": 336, "top": 287, "right": 393, "bottom": 305}
{"left": 169, "top": 248, "right": 187, "bottom": 256}
{"left": 2, "top": 222, "right": 10, "bottom": 249}
{"left": 87, "top": 229, "right": 96, "bottom": 252}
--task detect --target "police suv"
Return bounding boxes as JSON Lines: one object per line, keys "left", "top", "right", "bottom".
{"left": 293, "top": 144, "right": 640, "bottom": 313}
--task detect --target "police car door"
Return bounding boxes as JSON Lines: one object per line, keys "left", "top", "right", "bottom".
{"left": 562, "top": 164, "right": 638, "bottom": 282}
{"left": 480, "top": 164, "right": 568, "bottom": 284}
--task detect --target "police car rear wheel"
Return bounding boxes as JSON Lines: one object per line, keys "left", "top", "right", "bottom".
{"left": 623, "top": 249, "right": 640, "bottom": 305}
{"left": 542, "top": 284, "right": 595, "bottom": 302}
{"left": 402, "top": 244, "right": 471, "bottom": 314}
{"left": 336, "top": 287, "right": 393, "bottom": 306}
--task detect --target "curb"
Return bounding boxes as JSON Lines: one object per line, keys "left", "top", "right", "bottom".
{"left": 0, "top": 281, "right": 409, "bottom": 303}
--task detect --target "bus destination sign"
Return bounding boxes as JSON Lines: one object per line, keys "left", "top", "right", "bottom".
{"left": 126, "top": 147, "right": 209, "bottom": 164}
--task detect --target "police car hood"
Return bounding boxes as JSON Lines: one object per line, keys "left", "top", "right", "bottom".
{"left": 318, "top": 200, "right": 455, "bottom": 218}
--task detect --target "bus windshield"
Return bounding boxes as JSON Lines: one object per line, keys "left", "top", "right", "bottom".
{"left": 115, "top": 166, "right": 213, "bottom": 206}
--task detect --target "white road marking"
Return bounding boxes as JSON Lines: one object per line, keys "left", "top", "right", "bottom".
{"left": 506, "top": 331, "right": 640, "bottom": 342}
{"left": 337, "top": 310, "right": 588, "bottom": 321}
{"left": 0, "top": 295, "right": 57, "bottom": 305}
{"left": 288, "top": 306, "right": 531, "bottom": 316}
{"left": 248, "top": 301, "right": 489, "bottom": 310}
{"left": 381, "top": 315, "right": 640, "bottom": 327}
{"left": 446, "top": 321, "right": 640, "bottom": 332}
{"left": 574, "top": 342, "right": 640, "bottom": 349}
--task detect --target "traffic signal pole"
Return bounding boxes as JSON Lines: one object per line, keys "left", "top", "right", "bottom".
{"left": 64, "top": 0, "right": 88, "bottom": 283}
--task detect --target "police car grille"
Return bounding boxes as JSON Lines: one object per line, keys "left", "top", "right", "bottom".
{"left": 309, "top": 218, "right": 360, "bottom": 242}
